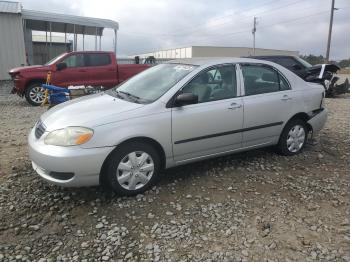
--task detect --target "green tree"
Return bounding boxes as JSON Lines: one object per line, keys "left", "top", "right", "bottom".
{"left": 338, "top": 59, "right": 350, "bottom": 68}
{"left": 300, "top": 54, "right": 326, "bottom": 65}
{"left": 301, "top": 54, "right": 350, "bottom": 68}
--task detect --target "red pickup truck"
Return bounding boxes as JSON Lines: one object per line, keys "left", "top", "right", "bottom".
{"left": 9, "top": 51, "right": 150, "bottom": 106}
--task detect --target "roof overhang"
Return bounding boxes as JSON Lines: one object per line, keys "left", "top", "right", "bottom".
{"left": 22, "top": 9, "right": 119, "bottom": 36}
{"left": 0, "top": 1, "right": 21, "bottom": 14}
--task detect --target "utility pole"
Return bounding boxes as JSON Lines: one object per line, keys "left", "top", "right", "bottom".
{"left": 326, "top": 0, "right": 336, "bottom": 62}
{"left": 252, "top": 17, "right": 257, "bottom": 55}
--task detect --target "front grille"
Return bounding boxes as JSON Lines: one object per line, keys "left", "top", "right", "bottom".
{"left": 35, "top": 120, "right": 46, "bottom": 139}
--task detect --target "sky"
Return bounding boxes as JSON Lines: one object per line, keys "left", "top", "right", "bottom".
{"left": 17, "top": 0, "right": 350, "bottom": 60}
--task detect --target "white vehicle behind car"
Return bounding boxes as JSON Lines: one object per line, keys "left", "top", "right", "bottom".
{"left": 28, "top": 58, "right": 327, "bottom": 196}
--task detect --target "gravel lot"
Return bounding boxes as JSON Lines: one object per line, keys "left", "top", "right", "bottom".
{"left": 0, "top": 80, "right": 350, "bottom": 261}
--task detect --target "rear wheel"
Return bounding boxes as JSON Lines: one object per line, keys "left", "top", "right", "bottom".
{"left": 277, "top": 119, "right": 308, "bottom": 156}
{"left": 104, "top": 142, "right": 161, "bottom": 196}
{"left": 25, "top": 82, "right": 45, "bottom": 106}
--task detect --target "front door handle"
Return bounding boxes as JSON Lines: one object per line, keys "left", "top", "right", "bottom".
{"left": 228, "top": 103, "right": 242, "bottom": 110}
{"left": 281, "top": 95, "right": 292, "bottom": 101}
{"left": 78, "top": 69, "right": 87, "bottom": 73}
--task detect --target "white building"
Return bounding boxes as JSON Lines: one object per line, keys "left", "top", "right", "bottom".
{"left": 134, "top": 46, "right": 299, "bottom": 59}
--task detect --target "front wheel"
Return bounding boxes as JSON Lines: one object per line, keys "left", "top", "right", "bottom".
{"left": 277, "top": 119, "right": 308, "bottom": 156}
{"left": 104, "top": 142, "right": 161, "bottom": 196}
{"left": 25, "top": 82, "right": 45, "bottom": 106}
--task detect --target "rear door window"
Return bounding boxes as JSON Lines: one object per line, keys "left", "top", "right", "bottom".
{"left": 241, "top": 64, "right": 290, "bottom": 95}
{"left": 279, "top": 74, "right": 291, "bottom": 90}
{"left": 85, "top": 53, "right": 111, "bottom": 66}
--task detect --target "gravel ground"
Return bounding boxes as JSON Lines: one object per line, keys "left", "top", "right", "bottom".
{"left": 0, "top": 80, "right": 350, "bottom": 261}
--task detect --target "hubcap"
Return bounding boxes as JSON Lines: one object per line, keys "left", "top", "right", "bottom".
{"left": 116, "top": 151, "right": 154, "bottom": 190}
{"left": 286, "top": 125, "right": 306, "bottom": 153}
{"left": 29, "top": 86, "right": 45, "bottom": 103}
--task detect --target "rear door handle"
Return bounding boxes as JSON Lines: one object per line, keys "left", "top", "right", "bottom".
{"left": 281, "top": 95, "right": 292, "bottom": 101}
{"left": 228, "top": 103, "right": 242, "bottom": 110}
{"left": 78, "top": 69, "right": 87, "bottom": 72}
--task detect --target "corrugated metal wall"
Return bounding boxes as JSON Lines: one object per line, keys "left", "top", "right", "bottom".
{"left": 0, "top": 13, "right": 26, "bottom": 80}
{"left": 32, "top": 42, "right": 71, "bottom": 65}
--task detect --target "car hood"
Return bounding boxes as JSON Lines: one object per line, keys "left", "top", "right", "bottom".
{"left": 40, "top": 93, "right": 144, "bottom": 131}
{"left": 9, "top": 65, "right": 51, "bottom": 75}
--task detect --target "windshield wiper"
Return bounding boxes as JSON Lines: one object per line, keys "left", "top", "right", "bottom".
{"left": 118, "top": 91, "right": 141, "bottom": 100}
{"left": 110, "top": 89, "right": 125, "bottom": 100}
{"left": 112, "top": 90, "right": 147, "bottom": 104}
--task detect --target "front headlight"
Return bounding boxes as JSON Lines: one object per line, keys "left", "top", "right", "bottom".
{"left": 44, "top": 127, "right": 93, "bottom": 146}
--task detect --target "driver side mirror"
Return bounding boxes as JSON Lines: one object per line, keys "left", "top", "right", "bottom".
{"left": 292, "top": 64, "right": 302, "bottom": 70}
{"left": 56, "top": 62, "right": 67, "bottom": 71}
{"left": 175, "top": 93, "right": 198, "bottom": 106}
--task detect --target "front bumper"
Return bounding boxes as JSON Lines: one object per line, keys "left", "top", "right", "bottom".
{"left": 28, "top": 127, "right": 114, "bottom": 187}
{"left": 12, "top": 77, "right": 27, "bottom": 95}
{"left": 307, "top": 108, "right": 328, "bottom": 134}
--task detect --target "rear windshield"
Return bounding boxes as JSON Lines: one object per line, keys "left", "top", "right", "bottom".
{"left": 295, "top": 57, "right": 312, "bottom": 68}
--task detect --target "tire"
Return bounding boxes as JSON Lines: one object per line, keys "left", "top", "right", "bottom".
{"left": 104, "top": 142, "right": 161, "bottom": 196}
{"left": 277, "top": 119, "right": 308, "bottom": 156}
{"left": 25, "top": 82, "right": 45, "bottom": 106}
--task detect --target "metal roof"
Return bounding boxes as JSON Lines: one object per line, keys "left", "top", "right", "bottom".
{"left": 0, "top": 1, "right": 118, "bottom": 35}
{"left": 0, "top": 1, "right": 21, "bottom": 13}
{"left": 22, "top": 9, "right": 119, "bottom": 35}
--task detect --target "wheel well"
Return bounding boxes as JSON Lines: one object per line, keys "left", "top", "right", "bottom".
{"left": 287, "top": 112, "right": 312, "bottom": 132}
{"left": 99, "top": 137, "right": 166, "bottom": 185}
{"left": 25, "top": 79, "right": 45, "bottom": 93}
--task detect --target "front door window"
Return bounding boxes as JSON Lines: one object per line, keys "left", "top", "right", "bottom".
{"left": 62, "top": 54, "right": 85, "bottom": 68}
{"left": 181, "top": 65, "right": 237, "bottom": 103}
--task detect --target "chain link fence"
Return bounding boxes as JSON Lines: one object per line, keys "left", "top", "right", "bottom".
{"left": 0, "top": 80, "right": 44, "bottom": 177}
{"left": 1, "top": 81, "right": 19, "bottom": 109}
{"left": 0, "top": 80, "right": 45, "bottom": 129}
{"left": 0, "top": 80, "right": 13, "bottom": 95}
{"left": 0, "top": 80, "right": 31, "bottom": 112}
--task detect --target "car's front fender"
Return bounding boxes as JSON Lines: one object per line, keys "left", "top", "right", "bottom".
{"left": 81, "top": 110, "right": 173, "bottom": 163}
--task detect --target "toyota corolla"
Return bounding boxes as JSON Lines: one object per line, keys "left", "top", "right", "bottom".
{"left": 28, "top": 58, "right": 327, "bottom": 196}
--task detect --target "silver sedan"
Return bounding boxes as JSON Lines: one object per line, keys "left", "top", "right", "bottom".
{"left": 29, "top": 58, "right": 327, "bottom": 195}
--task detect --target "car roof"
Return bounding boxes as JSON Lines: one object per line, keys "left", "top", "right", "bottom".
{"left": 167, "top": 57, "right": 281, "bottom": 67}
{"left": 68, "top": 51, "right": 113, "bottom": 54}
{"left": 248, "top": 55, "right": 297, "bottom": 59}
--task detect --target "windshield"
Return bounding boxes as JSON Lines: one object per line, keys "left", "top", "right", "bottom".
{"left": 107, "top": 63, "right": 197, "bottom": 104}
{"left": 295, "top": 57, "right": 312, "bottom": 68}
{"left": 44, "top": 53, "right": 68, "bottom": 65}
